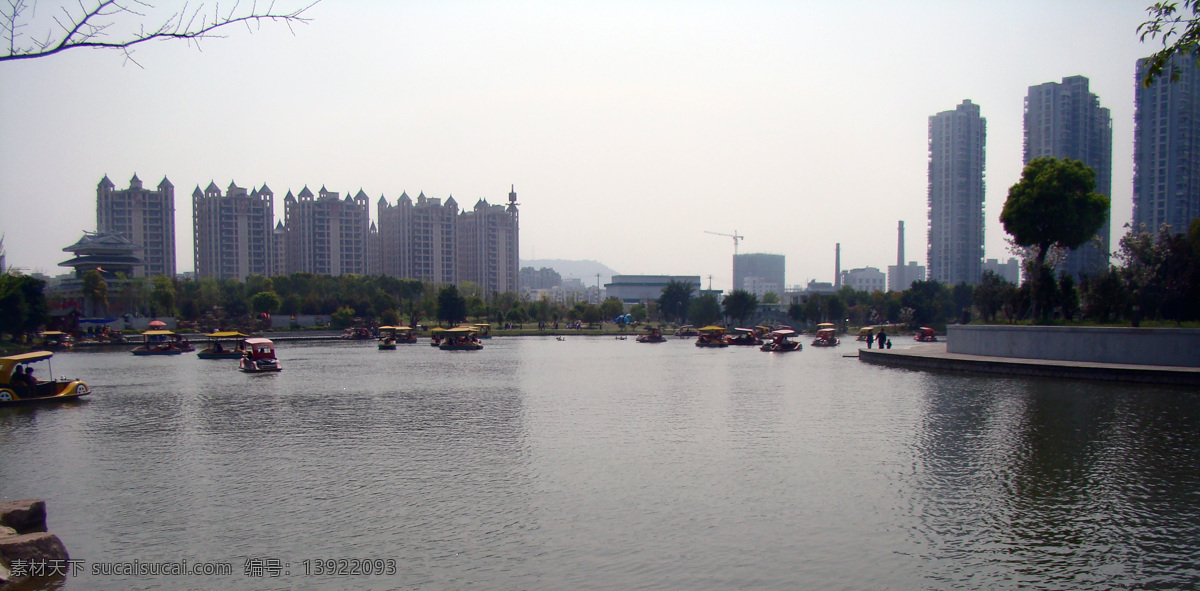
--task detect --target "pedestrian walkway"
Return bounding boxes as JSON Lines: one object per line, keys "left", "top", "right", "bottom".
{"left": 858, "top": 343, "right": 1200, "bottom": 386}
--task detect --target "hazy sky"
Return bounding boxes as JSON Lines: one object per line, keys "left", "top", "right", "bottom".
{"left": 0, "top": 1, "right": 1161, "bottom": 292}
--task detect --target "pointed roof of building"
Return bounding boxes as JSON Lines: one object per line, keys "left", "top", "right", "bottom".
{"left": 445, "top": 195, "right": 457, "bottom": 207}
{"left": 298, "top": 186, "right": 313, "bottom": 198}
{"left": 158, "top": 176, "right": 173, "bottom": 188}
{"left": 192, "top": 186, "right": 203, "bottom": 198}
{"left": 377, "top": 194, "right": 388, "bottom": 206}
{"left": 99, "top": 174, "right": 115, "bottom": 188}
{"left": 205, "top": 181, "right": 220, "bottom": 193}
{"left": 474, "top": 198, "right": 489, "bottom": 209}
{"left": 275, "top": 220, "right": 285, "bottom": 230}
{"left": 284, "top": 190, "right": 296, "bottom": 202}
{"left": 228, "top": 180, "right": 241, "bottom": 191}
{"left": 399, "top": 191, "right": 411, "bottom": 204}
{"left": 259, "top": 183, "right": 272, "bottom": 194}
{"left": 355, "top": 188, "right": 369, "bottom": 200}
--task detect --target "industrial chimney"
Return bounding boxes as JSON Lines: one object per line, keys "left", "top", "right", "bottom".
{"left": 897, "top": 221, "right": 905, "bottom": 268}
{"left": 835, "top": 243, "right": 841, "bottom": 288}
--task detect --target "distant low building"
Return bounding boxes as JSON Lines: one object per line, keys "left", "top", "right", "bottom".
{"left": 887, "top": 261, "right": 926, "bottom": 292}
{"left": 982, "top": 257, "right": 1021, "bottom": 284}
{"left": 521, "top": 266, "right": 562, "bottom": 290}
{"left": 605, "top": 275, "right": 701, "bottom": 305}
{"left": 733, "top": 253, "right": 784, "bottom": 298}
{"left": 841, "top": 267, "right": 886, "bottom": 293}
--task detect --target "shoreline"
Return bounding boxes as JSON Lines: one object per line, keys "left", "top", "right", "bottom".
{"left": 858, "top": 342, "right": 1200, "bottom": 386}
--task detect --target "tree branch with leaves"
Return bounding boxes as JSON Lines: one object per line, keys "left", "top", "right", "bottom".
{"left": 1, "top": 0, "right": 317, "bottom": 65}
{"left": 1139, "top": 0, "right": 1200, "bottom": 86}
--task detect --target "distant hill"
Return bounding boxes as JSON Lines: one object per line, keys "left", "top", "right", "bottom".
{"left": 520, "top": 259, "right": 619, "bottom": 286}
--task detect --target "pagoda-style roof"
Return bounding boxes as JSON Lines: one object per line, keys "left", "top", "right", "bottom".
{"left": 59, "top": 232, "right": 144, "bottom": 278}
{"left": 62, "top": 231, "right": 141, "bottom": 255}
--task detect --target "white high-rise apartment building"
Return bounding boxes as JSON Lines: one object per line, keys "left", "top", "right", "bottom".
{"left": 927, "top": 100, "right": 986, "bottom": 285}
{"left": 96, "top": 174, "right": 176, "bottom": 278}
{"left": 1024, "top": 75, "right": 1112, "bottom": 279}
{"left": 1134, "top": 54, "right": 1200, "bottom": 236}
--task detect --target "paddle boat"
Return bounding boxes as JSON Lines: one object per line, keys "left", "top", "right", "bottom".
{"left": 811, "top": 327, "right": 840, "bottom": 347}
{"left": 636, "top": 326, "right": 667, "bottom": 343}
{"left": 760, "top": 329, "right": 802, "bottom": 352}
{"left": 240, "top": 338, "right": 282, "bottom": 372}
{"left": 341, "top": 327, "right": 373, "bottom": 340}
{"left": 727, "top": 327, "right": 763, "bottom": 346}
{"left": 197, "top": 331, "right": 248, "bottom": 359}
{"left": 439, "top": 327, "right": 483, "bottom": 351}
{"left": 473, "top": 324, "right": 493, "bottom": 339}
{"left": 377, "top": 326, "right": 400, "bottom": 350}
{"left": 857, "top": 326, "right": 876, "bottom": 342}
{"left": 674, "top": 325, "right": 699, "bottom": 338}
{"left": 914, "top": 327, "right": 938, "bottom": 342}
{"left": 429, "top": 327, "right": 446, "bottom": 347}
{"left": 131, "top": 330, "right": 186, "bottom": 355}
{"left": 0, "top": 351, "right": 90, "bottom": 405}
{"left": 695, "top": 326, "right": 730, "bottom": 348}
{"left": 35, "top": 331, "right": 74, "bottom": 351}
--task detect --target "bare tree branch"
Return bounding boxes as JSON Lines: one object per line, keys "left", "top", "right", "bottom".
{"left": 1, "top": 0, "right": 316, "bottom": 63}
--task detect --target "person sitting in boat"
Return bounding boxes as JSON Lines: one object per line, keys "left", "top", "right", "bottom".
{"left": 21, "top": 366, "right": 38, "bottom": 395}
{"left": 10, "top": 366, "right": 29, "bottom": 389}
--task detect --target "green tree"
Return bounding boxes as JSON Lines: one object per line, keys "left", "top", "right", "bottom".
{"left": 250, "top": 290, "right": 282, "bottom": 317}
{"left": 244, "top": 275, "right": 273, "bottom": 298}
{"left": 902, "top": 280, "right": 950, "bottom": 328}
{"left": 331, "top": 306, "right": 357, "bottom": 329}
{"left": 629, "top": 303, "right": 648, "bottom": 323}
{"left": 0, "top": 273, "right": 47, "bottom": 339}
{"left": 826, "top": 295, "right": 846, "bottom": 328}
{"left": 786, "top": 301, "right": 805, "bottom": 324}
{"left": 658, "top": 280, "right": 695, "bottom": 324}
{"left": 82, "top": 269, "right": 108, "bottom": 316}
{"left": 1001, "top": 157, "right": 1109, "bottom": 321}
{"left": 1138, "top": 0, "right": 1200, "bottom": 86}
{"left": 761, "top": 291, "right": 779, "bottom": 304}
{"left": 1056, "top": 273, "right": 1080, "bottom": 320}
{"left": 804, "top": 294, "right": 824, "bottom": 324}
{"left": 279, "top": 293, "right": 302, "bottom": 316}
{"left": 437, "top": 285, "right": 468, "bottom": 326}
{"left": 687, "top": 294, "right": 722, "bottom": 326}
{"left": 380, "top": 308, "right": 401, "bottom": 326}
{"left": 1081, "top": 266, "right": 1128, "bottom": 323}
{"left": 721, "top": 290, "right": 758, "bottom": 326}
{"left": 951, "top": 282, "right": 974, "bottom": 323}
{"left": 599, "top": 297, "right": 624, "bottom": 321}
{"left": 580, "top": 304, "right": 602, "bottom": 326}
{"left": 506, "top": 306, "right": 527, "bottom": 327}
{"left": 1118, "top": 223, "right": 1200, "bottom": 323}
{"left": 151, "top": 275, "right": 176, "bottom": 317}
{"left": 973, "top": 271, "right": 1012, "bottom": 323}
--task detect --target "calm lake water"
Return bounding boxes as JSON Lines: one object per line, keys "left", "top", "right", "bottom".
{"left": 2, "top": 336, "right": 1198, "bottom": 590}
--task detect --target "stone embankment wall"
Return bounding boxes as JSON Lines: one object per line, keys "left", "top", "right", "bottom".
{"left": 948, "top": 325, "right": 1200, "bottom": 367}
{"left": 0, "top": 499, "right": 69, "bottom": 589}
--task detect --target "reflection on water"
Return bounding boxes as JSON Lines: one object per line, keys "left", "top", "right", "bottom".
{"left": 1, "top": 338, "right": 1197, "bottom": 590}
{"left": 911, "top": 375, "right": 1200, "bottom": 589}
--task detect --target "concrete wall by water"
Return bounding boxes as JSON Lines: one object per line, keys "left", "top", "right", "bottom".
{"left": 947, "top": 325, "right": 1200, "bottom": 367}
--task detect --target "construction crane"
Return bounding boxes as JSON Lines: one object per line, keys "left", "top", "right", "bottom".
{"left": 705, "top": 230, "right": 745, "bottom": 256}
